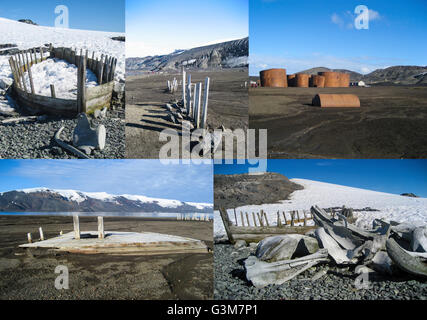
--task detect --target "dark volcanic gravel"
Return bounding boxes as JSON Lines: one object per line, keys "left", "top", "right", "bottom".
{"left": 214, "top": 243, "right": 427, "bottom": 300}
{"left": 0, "top": 105, "right": 125, "bottom": 159}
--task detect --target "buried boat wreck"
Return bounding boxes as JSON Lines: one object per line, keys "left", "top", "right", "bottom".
{"left": 228, "top": 205, "right": 427, "bottom": 288}
{"left": 8, "top": 45, "right": 117, "bottom": 116}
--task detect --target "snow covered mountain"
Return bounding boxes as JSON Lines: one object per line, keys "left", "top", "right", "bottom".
{"left": 0, "top": 188, "right": 212, "bottom": 213}
{"left": 126, "top": 37, "right": 248, "bottom": 73}
{"left": 214, "top": 178, "right": 427, "bottom": 237}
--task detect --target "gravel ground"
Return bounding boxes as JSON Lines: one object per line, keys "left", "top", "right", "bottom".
{"left": 214, "top": 243, "right": 427, "bottom": 300}
{"left": 0, "top": 101, "right": 125, "bottom": 159}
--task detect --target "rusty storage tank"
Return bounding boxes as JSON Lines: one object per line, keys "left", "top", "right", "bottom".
{"left": 339, "top": 73, "right": 350, "bottom": 87}
{"left": 319, "top": 71, "right": 341, "bottom": 87}
{"left": 287, "top": 74, "right": 296, "bottom": 87}
{"left": 295, "top": 73, "right": 310, "bottom": 87}
{"left": 312, "top": 94, "right": 360, "bottom": 107}
{"left": 310, "top": 75, "right": 325, "bottom": 87}
{"left": 260, "top": 68, "right": 287, "bottom": 87}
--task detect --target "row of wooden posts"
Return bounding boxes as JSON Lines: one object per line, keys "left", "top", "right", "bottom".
{"left": 176, "top": 213, "right": 211, "bottom": 221}
{"left": 26, "top": 215, "right": 105, "bottom": 243}
{"left": 181, "top": 68, "right": 210, "bottom": 129}
{"left": 8, "top": 46, "right": 50, "bottom": 97}
{"left": 231, "top": 209, "right": 314, "bottom": 228}
{"left": 167, "top": 77, "right": 178, "bottom": 93}
{"left": 8, "top": 45, "right": 117, "bottom": 114}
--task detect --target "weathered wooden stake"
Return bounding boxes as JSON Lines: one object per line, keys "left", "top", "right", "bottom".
{"left": 26, "top": 58, "right": 35, "bottom": 94}
{"left": 291, "top": 211, "right": 295, "bottom": 226}
{"left": 201, "top": 77, "right": 210, "bottom": 129}
{"left": 282, "top": 211, "right": 288, "bottom": 225}
{"left": 186, "top": 73, "right": 192, "bottom": 113}
{"left": 50, "top": 84, "right": 56, "bottom": 98}
{"left": 240, "top": 212, "right": 244, "bottom": 227}
{"left": 39, "top": 227, "right": 44, "bottom": 241}
{"left": 40, "top": 47, "right": 44, "bottom": 61}
{"left": 98, "top": 216, "right": 104, "bottom": 239}
{"left": 277, "top": 211, "right": 282, "bottom": 227}
{"left": 195, "top": 83, "right": 202, "bottom": 128}
{"left": 245, "top": 212, "right": 250, "bottom": 226}
{"left": 182, "top": 68, "right": 186, "bottom": 107}
{"left": 263, "top": 211, "right": 270, "bottom": 227}
{"left": 73, "top": 215, "right": 80, "bottom": 240}
{"left": 233, "top": 209, "right": 238, "bottom": 226}
{"left": 27, "top": 233, "right": 32, "bottom": 243}
{"left": 77, "top": 55, "right": 87, "bottom": 113}
{"left": 303, "top": 210, "right": 307, "bottom": 226}
{"left": 257, "top": 212, "right": 264, "bottom": 227}
{"left": 252, "top": 212, "right": 257, "bottom": 227}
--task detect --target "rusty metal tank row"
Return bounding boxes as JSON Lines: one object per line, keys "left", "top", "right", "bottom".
{"left": 259, "top": 68, "right": 288, "bottom": 87}
{"left": 259, "top": 68, "right": 350, "bottom": 88}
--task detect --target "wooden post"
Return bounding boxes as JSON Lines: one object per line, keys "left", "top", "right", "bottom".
{"left": 8, "top": 57, "right": 19, "bottom": 88}
{"left": 257, "top": 212, "right": 264, "bottom": 227}
{"left": 40, "top": 47, "right": 44, "bottom": 61}
{"left": 77, "top": 55, "right": 86, "bottom": 113}
{"left": 73, "top": 215, "right": 80, "bottom": 240}
{"left": 291, "top": 211, "right": 295, "bottom": 226}
{"left": 201, "top": 77, "right": 210, "bottom": 129}
{"left": 195, "top": 83, "right": 202, "bottom": 128}
{"left": 186, "top": 73, "right": 192, "bottom": 113}
{"left": 240, "top": 212, "right": 244, "bottom": 227}
{"left": 50, "top": 84, "right": 56, "bottom": 98}
{"left": 98, "top": 54, "right": 104, "bottom": 85}
{"left": 303, "top": 210, "right": 307, "bottom": 226}
{"left": 26, "top": 56, "right": 35, "bottom": 94}
{"left": 277, "top": 211, "right": 282, "bottom": 227}
{"left": 245, "top": 212, "right": 250, "bottom": 226}
{"left": 282, "top": 212, "right": 288, "bottom": 225}
{"left": 219, "top": 208, "right": 234, "bottom": 243}
{"left": 27, "top": 233, "right": 32, "bottom": 243}
{"left": 98, "top": 216, "right": 104, "bottom": 239}
{"left": 182, "top": 68, "right": 186, "bottom": 107}
{"left": 233, "top": 209, "right": 238, "bottom": 226}
{"left": 39, "top": 227, "right": 44, "bottom": 241}
{"left": 252, "top": 212, "right": 257, "bottom": 227}
{"left": 263, "top": 211, "right": 270, "bottom": 227}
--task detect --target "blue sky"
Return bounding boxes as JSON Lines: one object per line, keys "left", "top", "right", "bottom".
{"left": 0, "top": 0, "right": 124, "bottom": 32}
{"left": 215, "top": 160, "right": 427, "bottom": 197}
{"left": 250, "top": 0, "right": 427, "bottom": 75}
{"left": 0, "top": 160, "right": 213, "bottom": 204}
{"left": 126, "top": 0, "right": 248, "bottom": 57}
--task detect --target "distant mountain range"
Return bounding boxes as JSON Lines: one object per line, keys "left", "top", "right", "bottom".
{"left": 251, "top": 65, "right": 427, "bottom": 86}
{"left": 0, "top": 188, "right": 212, "bottom": 213}
{"left": 126, "top": 37, "right": 248, "bottom": 73}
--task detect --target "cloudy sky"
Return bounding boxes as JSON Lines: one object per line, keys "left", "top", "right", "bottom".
{"left": 250, "top": 0, "right": 427, "bottom": 75}
{"left": 0, "top": 160, "right": 213, "bottom": 203}
{"left": 126, "top": 0, "right": 248, "bottom": 57}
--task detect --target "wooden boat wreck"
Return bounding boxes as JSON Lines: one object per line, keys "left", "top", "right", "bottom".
{"left": 8, "top": 45, "right": 117, "bottom": 116}
{"left": 219, "top": 207, "right": 316, "bottom": 243}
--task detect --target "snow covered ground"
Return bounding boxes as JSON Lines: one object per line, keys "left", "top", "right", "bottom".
{"left": 214, "top": 178, "right": 427, "bottom": 237}
{"left": 0, "top": 17, "right": 125, "bottom": 109}
{"left": 22, "top": 58, "right": 98, "bottom": 99}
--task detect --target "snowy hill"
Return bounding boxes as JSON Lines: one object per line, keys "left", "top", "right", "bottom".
{"left": 126, "top": 37, "right": 248, "bottom": 73}
{"left": 0, "top": 17, "right": 125, "bottom": 111}
{"left": 0, "top": 187, "right": 212, "bottom": 213}
{"left": 214, "top": 178, "right": 427, "bottom": 237}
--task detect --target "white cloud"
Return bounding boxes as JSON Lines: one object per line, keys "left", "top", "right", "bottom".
{"left": 331, "top": 13, "right": 344, "bottom": 27}
{"left": 368, "top": 9, "right": 381, "bottom": 21}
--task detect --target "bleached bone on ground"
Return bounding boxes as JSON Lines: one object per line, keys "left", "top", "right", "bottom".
{"left": 386, "top": 238, "right": 427, "bottom": 278}
{"left": 369, "top": 251, "right": 394, "bottom": 275}
{"left": 94, "top": 107, "right": 107, "bottom": 119}
{"left": 54, "top": 126, "right": 90, "bottom": 159}
{"left": 72, "top": 113, "right": 106, "bottom": 155}
{"left": 314, "top": 227, "right": 355, "bottom": 265}
{"left": 1, "top": 115, "right": 47, "bottom": 124}
{"left": 255, "top": 235, "right": 319, "bottom": 262}
{"left": 245, "top": 249, "right": 329, "bottom": 288}
{"left": 411, "top": 226, "right": 427, "bottom": 253}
